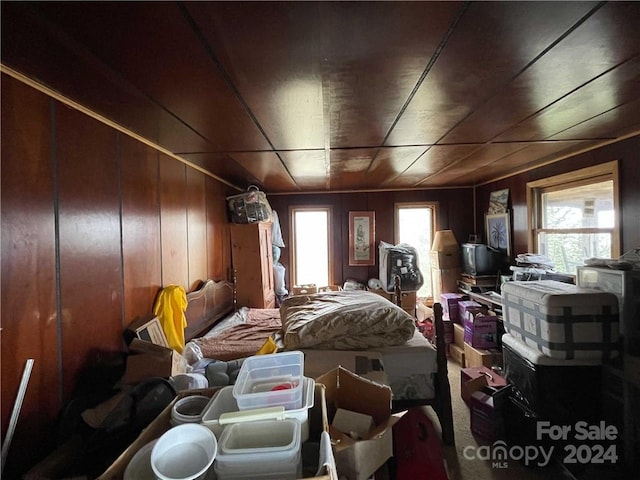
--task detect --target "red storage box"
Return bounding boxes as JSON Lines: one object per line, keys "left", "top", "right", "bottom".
{"left": 461, "top": 366, "right": 506, "bottom": 405}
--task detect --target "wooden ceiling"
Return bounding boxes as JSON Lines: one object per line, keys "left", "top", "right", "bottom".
{"left": 2, "top": 1, "right": 640, "bottom": 193}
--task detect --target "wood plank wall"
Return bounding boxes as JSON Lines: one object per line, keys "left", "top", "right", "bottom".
{"left": 0, "top": 74, "right": 234, "bottom": 476}
{"left": 268, "top": 188, "right": 475, "bottom": 289}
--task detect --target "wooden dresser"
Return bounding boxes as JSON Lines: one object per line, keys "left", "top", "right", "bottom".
{"left": 370, "top": 288, "right": 417, "bottom": 318}
{"left": 230, "top": 222, "right": 275, "bottom": 309}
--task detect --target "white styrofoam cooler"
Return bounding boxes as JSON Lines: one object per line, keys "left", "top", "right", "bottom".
{"left": 501, "top": 280, "right": 620, "bottom": 361}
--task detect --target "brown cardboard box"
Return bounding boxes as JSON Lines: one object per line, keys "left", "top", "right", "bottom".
{"left": 453, "top": 322, "right": 465, "bottom": 348}
{"left": 431, "top": 267, "right": 462, "bottom": 303}
{"left": 463, "top": 343, "right": 503, "bottom": 369}
{"left": 98, "top": 385, "right": 335, "bottom": 480}
{"left": 122, "top": 338, "right": 187, "bottom": 384}
{"left": 450, "top": 344, "right": 466, "bottom": 367}
{"left": 429, "top": 250, "right": 461, "bottom": 270}
{"left": 317, "top": 367, "right": 403, "bottom": 480}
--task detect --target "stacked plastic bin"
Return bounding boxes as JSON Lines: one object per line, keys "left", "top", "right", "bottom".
{"left": 199, "top": 351, "right": 313, "bottom": 480}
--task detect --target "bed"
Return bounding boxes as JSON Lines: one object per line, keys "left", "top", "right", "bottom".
{"left": 181, "top": 278, "right": 455, "bottom": 446}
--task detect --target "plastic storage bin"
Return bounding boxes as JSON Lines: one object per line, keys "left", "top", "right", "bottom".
{"left": 232, "top": 351, "right": 304, "bottom": 411}
{"left": 502, "top": 333, "right": 602, "bottom": 424}
{"left": 214, "top": 418, "right": 302, "bottom": 480}
{"left": 201, "top": 377, "right": 314, "bottom": 441}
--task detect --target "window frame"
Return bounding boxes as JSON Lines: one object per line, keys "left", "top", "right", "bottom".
{"left": 394, "top": 201, "right": 438, "bottom": 300}
{"left": 526, "top": 160, "right": 620, "bottom": 267}
{"left": 288, "top": 205, "right": 333, "bottom": 288}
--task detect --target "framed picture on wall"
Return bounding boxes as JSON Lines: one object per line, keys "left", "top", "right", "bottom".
{"left": 486, "top": 212, "right": 511, "bottom": 256}
{"left": 349, "top": 211, "right": 375, "bottom": 266}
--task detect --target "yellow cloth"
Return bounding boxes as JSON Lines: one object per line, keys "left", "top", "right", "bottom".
{"left": 153, "top": 285, "right": 188, "bottom": 353}
{"left": 256, "top": 336, "right": 278, "bottom": 355}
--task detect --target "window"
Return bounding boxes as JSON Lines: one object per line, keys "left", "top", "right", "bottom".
{"left": 395, "top": 203, "right": 437, "bottom": 299}
{"left": 527, "top": 161, "right": 619, "bottom": 275}
{"left": 290, "top": 206, "right": 332, "bottom": 287}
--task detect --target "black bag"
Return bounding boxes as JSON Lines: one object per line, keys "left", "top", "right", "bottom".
{"left": 379, "top": 241, "right": 424, "bottom": 293}
{"left": 46, "top": 377, "right": 176, "bottom": 478}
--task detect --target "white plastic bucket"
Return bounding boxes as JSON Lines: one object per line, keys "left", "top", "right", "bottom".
{"left": 151, "top": 423, "right": 217, "bottom": 480}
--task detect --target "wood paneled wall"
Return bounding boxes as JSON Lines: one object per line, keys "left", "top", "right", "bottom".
{"left": 475, "top": 136, "right": 640, "bottom": 259}
{"left": 0, "top": 74, "right": 234, "bottom": 476}
{"left": 268, "top": 188, "right": 475, "bottom": 289}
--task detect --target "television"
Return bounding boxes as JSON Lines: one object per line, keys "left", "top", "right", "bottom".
{"left": 462, "top": 243, "right": 501, "bottom": 276}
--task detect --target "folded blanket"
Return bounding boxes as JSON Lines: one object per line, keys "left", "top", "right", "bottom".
{"left": 193, "top": 308, "right": 281, "bottom": 361}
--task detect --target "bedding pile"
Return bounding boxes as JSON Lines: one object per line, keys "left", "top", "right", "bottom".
{"left": 280, "top": 290, "right": 416, "bottom": 350}
{"left": 189, "top": 307, "right": 281, "bottom": 361}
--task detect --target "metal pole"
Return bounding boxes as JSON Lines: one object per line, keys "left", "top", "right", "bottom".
{"left": 1, "top": 359, "right": 35, "bottom": 475}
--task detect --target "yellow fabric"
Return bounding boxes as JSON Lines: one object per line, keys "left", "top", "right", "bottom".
{"left": 153, "top": 285, "right": 188, "bottom": 353}
{"left": 256, "top": 336, "right": 278, "bottom": 355}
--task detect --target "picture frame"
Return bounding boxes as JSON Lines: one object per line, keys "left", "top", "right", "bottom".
{"left": 349, "top": 211, "right": 375, "bottom": 266}
{"left": 124, "top": 315, "right": 169, "bottom": 347}
{"left": 485, "top": 212, "right": 511, "bottom": 256}
{"left": 488, "top": 188, "right": 509, "bottom": 214}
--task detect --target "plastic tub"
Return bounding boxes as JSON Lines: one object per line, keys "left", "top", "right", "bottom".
{"left": 124, "top": 439, "right": 156, "bottom": 480}
{"left": 171, "top": 395, "right": 210, "bottom": 426}
{"left": 214, "top": 419, "right": 301, "bottom": 480}
{"left": 151, "top": 423, "right": 217, "bottom": 480}
{"left": 232, "top": 351, "right": 304, "bottom": 411}
{"left": 202, "top": 377, "right": 315, "bottom": 441}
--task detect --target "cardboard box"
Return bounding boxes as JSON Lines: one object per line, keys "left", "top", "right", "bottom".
{"left": 430, "top": 250, "right": 461, "bottom": 270}
{"left": 316, "top": 367, "right": 402, "bottom": 480}
{"left": 453, "top": 322, "right": 465, "bottom": 348}
{"left": 97, "top": 385, "right": 335, "bottom": 480}
{"left": 122, "top": 338, "right": 187, "bottom": 384}
{"left": 442, "top": 317, "right": 454, "bottom": 344}
{"left": 470, "top": 385, "right": 511, "bottom": 441}
{"left": 333, "top": 408, "right": 375, "bottom": 439}
{"left": 461, "top": 366, "right": 507, "bottom": 405}
{"left": 450, "top": 344, "right": 466, "bottom": 367}
{"left": 463, "top": 311, "right": 498, "bottom": 348}
{"left": 463, "top": 343, "right": 503, "bottom": 369}
{"left": 431, "top": 267, "right": 462, "bottom": 303}
{"left": 440, "top": 293, "right": 464, "bottom": 323}
{"left": 458, "top": 300, "right": 483, "bottom": 322}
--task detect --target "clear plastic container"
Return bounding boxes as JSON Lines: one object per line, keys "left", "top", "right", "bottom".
{"left": 232, "top": 351, "right": 304, "bottom": 411}
{"left": 214, "top": 419, "right": 301, "bottom": 480}
{"left": 171, "top": 395, "right": 210, "bottom": 426}
{"left": 201, "top": 377, "right": 314, "bottom": 441}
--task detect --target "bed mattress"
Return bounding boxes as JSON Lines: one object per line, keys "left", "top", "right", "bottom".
{"left": 501, "top": 280, "right": 619, "bottom": 361}
{"left": 302, "top": 329, "right": 438, "bottom": 401}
